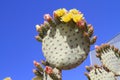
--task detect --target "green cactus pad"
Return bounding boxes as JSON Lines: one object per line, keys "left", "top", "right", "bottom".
{"left": 96, "top": 44, "right": 120, "bottom": 76}
{"left": 42, "top": 23, "right": 90, "bottom": 70}
{"left": 85, "top": 65, "right": 116, "bottom": 80}
{"left": 36, "top": 8, "right": 97, "bottom": 70}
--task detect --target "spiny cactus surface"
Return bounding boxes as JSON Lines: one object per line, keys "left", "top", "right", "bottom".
{"left": 95, "top": 44, "right": 120, "bottom": 76}
{"left": 35, "top": 8, "right": 97, "bottom": 70}
{"left": 85, "top": 65, "right": 116, "bottom": 80}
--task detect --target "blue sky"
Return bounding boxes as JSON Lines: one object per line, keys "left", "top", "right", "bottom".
{"left": 0, "top": 0, "right": 120, "bottom": 80}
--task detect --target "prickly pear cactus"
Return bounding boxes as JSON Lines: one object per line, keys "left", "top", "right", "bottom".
{"left": 95, "top": 44, "right": 120, "bottom": 76}
{"left": 85, "top": 65, "right": 116, "bottom": 80}
{"left": 35, "top": 8, "right": 97, "bottom": 70}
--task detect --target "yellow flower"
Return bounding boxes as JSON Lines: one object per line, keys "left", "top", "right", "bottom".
{"left": 61, "top": 13, "right": 73, "bottom": 22}
{"left": 69, "top": 9, "right": 79, "bottom": 14}
{"left": 4, "top": 77, "right": 11, "bottom": 80}
{"left": 54, "top": 8, "right": 67, "bottom": 17}
{"left": 72, "top": 14, "right": 83, "bottom": 23}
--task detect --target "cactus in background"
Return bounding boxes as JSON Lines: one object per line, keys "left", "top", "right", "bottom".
{"left": 85, "top": 65, "right": 116, "bottom": 80}
{"left": 95, "top": 44, "right": 120, "bottom": 76}
{"left": 85, "top": 44, "right": 120, "bottom": 80}
{"left": 33, "top": 8, "right": 97, "bottom": 80}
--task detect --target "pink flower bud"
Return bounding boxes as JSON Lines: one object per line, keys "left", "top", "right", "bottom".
{"left": 77, "top": 20, "right": 85, "bottom": 27}
{"left": 44, "top": 14, "right": 52, "bottom": 21}
{"left": 45, "top": 66, "right": 53, "bottom": 74}
{"left": 33, "top": 60, "right": 39, "bottom": 67}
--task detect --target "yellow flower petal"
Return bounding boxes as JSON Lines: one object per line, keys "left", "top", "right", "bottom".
{"left": 61, "top": 13, "right": 72, "bottom": 22}
{"left": 69, "top": 9, "right": 79, "bottom": 14}
{"left": 4, "top": 77, "right": 11, "bottom": 80}
{"left": 72, "top": 14, "right": 83, "bottom": 23}
{"left": 54, "top": 8, "right": 67, "bottom": 17}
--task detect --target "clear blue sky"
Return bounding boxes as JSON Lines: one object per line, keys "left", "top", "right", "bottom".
{"left": 0, "top": 0, "right": 120, "bottom": 80}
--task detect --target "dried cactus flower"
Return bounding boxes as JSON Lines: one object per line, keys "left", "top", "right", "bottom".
{"left": 95, "top": 44, "right": 120, "bottom": 76}
{"left": 85, "top": 65, "right": 116, "bottom": 80}
{"left": 35, "top": 8, "right": 97, "bottom": 70}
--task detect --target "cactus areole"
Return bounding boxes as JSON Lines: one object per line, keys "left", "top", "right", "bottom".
{"left": 35, "top": 8, "right": 97, "bottom": 70}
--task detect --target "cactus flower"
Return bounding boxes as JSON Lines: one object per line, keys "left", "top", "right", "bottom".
{"left": 72, "top": 14, "right": 83, "bottom": 23}
{"left": 61, "top": 12, "right": 72, "bottom": 22}
{"left": 54, "top": 8, "right": 67, "bottom": 17}
{"left": 69, "top": 9, "right": 79, "bottom": 14}
{"left": 45, "top": 66, "right": 53, "bottom": 74}
{"left": 33, "top": 60, "right": 39, "bottom": 67}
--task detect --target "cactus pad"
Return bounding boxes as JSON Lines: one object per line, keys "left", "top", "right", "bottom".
{"left": 95, "top": 44, "right": 120, "bottom": 75}
{"left": 35, "top": 8, "right": 97, "bottom": 70}
{"left": 85, "top": 65, "right": 116, "bottom": 80}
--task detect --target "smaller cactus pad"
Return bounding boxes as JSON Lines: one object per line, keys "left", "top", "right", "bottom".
{"left": 32, "top": 60, "right": 61, "bottom": 80}
{"left": 85, "top": 65, "right": 116, "bottom": 80}
{"left": 95, "top": 44, "right": 120, "bottom": 76}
